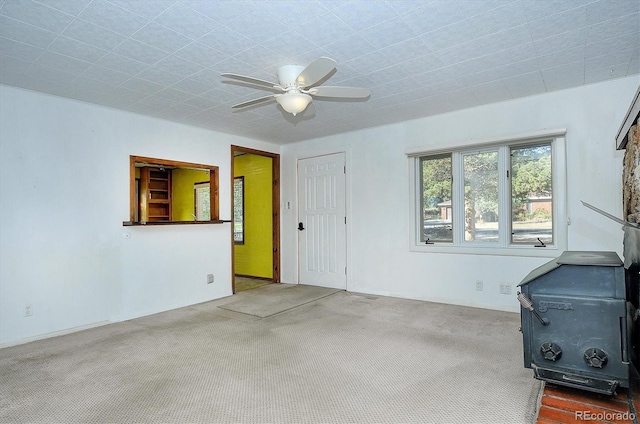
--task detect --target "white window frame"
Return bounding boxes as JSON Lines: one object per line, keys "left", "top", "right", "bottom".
{"left": 407, "top": 129, "right": 567, "bottom": 257}
{"left": 194, "top": 182, "right": 210, "bottom": 221}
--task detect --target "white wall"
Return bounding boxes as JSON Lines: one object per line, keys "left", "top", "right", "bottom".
{"left": 280, "top": 76, "right": 640, "bottom": 312}
{"left": 0, "top": 85, "right": 278, "bottom": 346}
{"left": 2, "top": 76, "right": 638, "bottom": 346}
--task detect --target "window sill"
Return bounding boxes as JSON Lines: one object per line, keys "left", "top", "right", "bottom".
{"left": 122, "top": 220, "right": 231, "bottom": 226}
{"left": 410, "top": 243, "right": 562, "bottom": 258}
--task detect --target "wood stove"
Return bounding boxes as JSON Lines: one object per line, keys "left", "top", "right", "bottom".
{"left": 517, "top": 251, "right": 638, "bottom": 395}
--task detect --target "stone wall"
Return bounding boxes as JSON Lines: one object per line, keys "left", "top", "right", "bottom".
{"left": 623, "top": 117, "right": 640, "bottom": 221}
{"left": 622, "top": 117, "right": 640, "bottom": 268}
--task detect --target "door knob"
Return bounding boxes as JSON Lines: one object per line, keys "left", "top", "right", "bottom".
{"left": 298, "top": 222, "right": 305, "bottom": 231}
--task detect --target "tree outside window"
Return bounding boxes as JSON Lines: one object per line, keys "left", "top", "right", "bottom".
{"left": 421, "top": 154, "right": 452, "bottom": 242}
{"left": 463, "top": 151, "right": 499, "bottom": 242}
{"left": 510, "top": 144, "right": 552, "bottom": 245}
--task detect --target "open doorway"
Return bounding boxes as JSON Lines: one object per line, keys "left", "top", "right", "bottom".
{"left": 231, "top": 146, "right": 280, "bottom": 293}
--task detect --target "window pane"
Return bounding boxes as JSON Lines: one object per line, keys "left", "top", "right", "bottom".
{"left": 421, "top": 154, "right": 452, "bottom": 242}
{"left": 463, "top": 151, "right": 499, "bottom": 242}
{"left": 233, "top": 177, "right": 244, "bottom": 244}
{"left": 511, "top": 144, "right": 552, "bottom": 245}
{"left": 195, "top": 184, "right": 210, "bottom": 221}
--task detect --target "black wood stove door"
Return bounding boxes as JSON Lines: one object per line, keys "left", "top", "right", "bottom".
{"left": 529, "top": 294, "right": 629, "bottom": 383}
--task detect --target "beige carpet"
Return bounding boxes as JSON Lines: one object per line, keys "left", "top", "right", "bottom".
{"left": 0, "top": 285, "right": 541, "bottom": 423}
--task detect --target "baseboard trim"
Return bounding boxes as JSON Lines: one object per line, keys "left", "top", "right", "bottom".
{"left": 0, "top": 320, "right": 113, "bottom": 349}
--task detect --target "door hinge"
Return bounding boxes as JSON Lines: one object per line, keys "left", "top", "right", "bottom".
{"left": 345, "top": 267, "right": 347, "bottom": 275}
{"left": 344, "top": 166, "right": 346, "bottom": 174}
{"left": 344, "top": 216, "right": 346, "bottom": 224}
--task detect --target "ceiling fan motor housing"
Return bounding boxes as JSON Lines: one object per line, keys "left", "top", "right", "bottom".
{"left": 277, "top": 65, "right": 306, "bottom": 88}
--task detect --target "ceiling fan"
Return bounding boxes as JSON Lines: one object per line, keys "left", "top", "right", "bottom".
{"left": 221, "top": 57, "right": 370, "bottom": 116}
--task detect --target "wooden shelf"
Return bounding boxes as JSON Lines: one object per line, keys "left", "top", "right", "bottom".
{"left": 140, "top": 167, "right": 171, "bottom": 222}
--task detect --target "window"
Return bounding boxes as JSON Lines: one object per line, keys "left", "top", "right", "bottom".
{"left": 233, "top": 176, "right": 244, "bottom": 244}
{"left": 194, "top": 182, "right": 211, "bottom": 221}
{"left": 410, "top": 130, "right": 566, "bottom": 256}
{"left": 510, "top": 144, "right": 553, "bottom": 245}
{"left": 421, "top": 154, "right": 453, "bottom": 242}
{"left": 463, "top": 150, "right": 499, "bottom": 243}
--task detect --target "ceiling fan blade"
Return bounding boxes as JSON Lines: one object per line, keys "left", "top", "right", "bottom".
{"left": 296, "top": 57, "right": 337, "bottom": 88}
{"left": 232, "top": 95, "right": 276, "bottom": 109}
{"left": 308, "top": 86, "right": 371, "bottom": 99}
{"left": 221, "top": 73, "right": 281, "bottom": 89}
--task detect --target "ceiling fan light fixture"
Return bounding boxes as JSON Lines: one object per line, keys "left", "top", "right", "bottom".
{"left": 276, "top": 92, "right": 312, "bottom": 116}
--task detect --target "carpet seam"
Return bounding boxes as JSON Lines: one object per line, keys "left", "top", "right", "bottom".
{"left": 260, "top": 289, "right": 344, "bottom": 318}
{"left": 217, "top": 289, "right": 343, "bottom": 319}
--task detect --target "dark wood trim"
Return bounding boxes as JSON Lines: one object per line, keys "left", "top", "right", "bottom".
{"left": 232, "top": 146, "right": 279, "bottom": 159}
{"left": 209, "top": 166, "right": 219, "bottom": 221}
{"left": 272, "top": 154, "right": 281, "bottom": 284}
{"left": 129, "top": 156, "right": 136, "bottom": 223}
{"left": 230, "top": 148, "right": 235, "bottom": 294}
{"left": 231, "top": 145, "right": 281, "bottom": 294}
{"left": 131, "top": 155, "right": 218, "bottom": 171}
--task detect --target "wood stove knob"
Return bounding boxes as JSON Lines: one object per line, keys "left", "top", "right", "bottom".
{"left": 540, "top": 342, "right": 562, "bottom": 362}
{"left": 584, "top": 348, "right": 608, "bottom": 368}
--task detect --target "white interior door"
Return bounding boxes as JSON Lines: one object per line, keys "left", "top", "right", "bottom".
{"left": 297, "top": 153, "right": 346, "bottom": 289}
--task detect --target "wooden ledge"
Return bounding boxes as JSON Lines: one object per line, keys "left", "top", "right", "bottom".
{"left": 122, "top": 220, "right": 231, "bottom": 226}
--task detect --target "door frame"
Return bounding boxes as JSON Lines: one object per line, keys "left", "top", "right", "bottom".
{"left": 231, "top": 145, "right": 280, "bottom": 293}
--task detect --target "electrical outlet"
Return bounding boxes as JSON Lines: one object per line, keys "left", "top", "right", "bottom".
{"left": 207, "top": 274, "right": 214, "bottom": 284}
{"left": 476, "top": 280, "right": 483, "bottom": 291}
{"left": 500, "top": 284, "right": 511, "bottom": 295}
{"left": 24, "top": 304, "right": 33, "bottom": 317}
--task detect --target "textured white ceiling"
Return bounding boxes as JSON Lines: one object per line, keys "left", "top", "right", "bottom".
{"left": 1, "top": 0, "right": 639, "bottom": 144}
